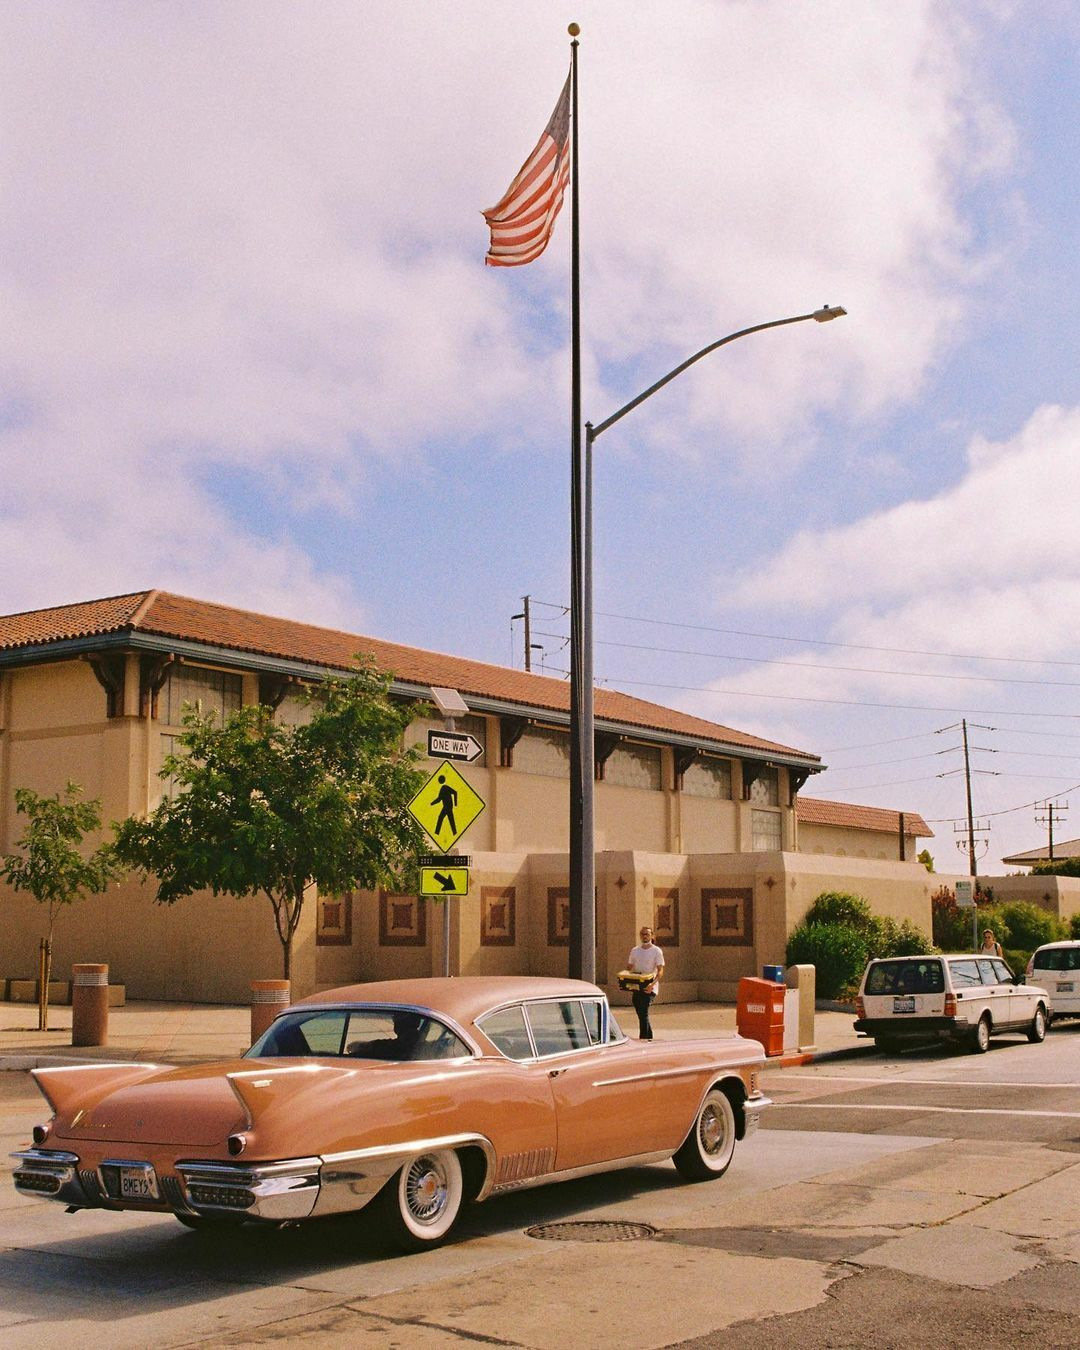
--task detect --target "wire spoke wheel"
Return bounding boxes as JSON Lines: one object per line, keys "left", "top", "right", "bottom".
{"left": 673, "top": 1087, "right": 737, "bottom": 1181}
{"left": 378, "top": 1148, "right": 464, "bottom": 1252}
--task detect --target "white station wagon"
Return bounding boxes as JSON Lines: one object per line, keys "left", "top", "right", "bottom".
{"left": 854, "top": 954, "right": 1050, "bottom": 1054}
{"left": 1026, "top": 941, "right": 1080, "bottom": 1021}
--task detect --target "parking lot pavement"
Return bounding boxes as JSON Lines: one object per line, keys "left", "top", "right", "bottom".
{"left": 0, "top": 997, "right": 868, "bottom": 1070}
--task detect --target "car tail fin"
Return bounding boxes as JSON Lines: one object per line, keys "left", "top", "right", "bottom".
{"left": 32, "top": 1063, "right": 164, "bottom": 1116}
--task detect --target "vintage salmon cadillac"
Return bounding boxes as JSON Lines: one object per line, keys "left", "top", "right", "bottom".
{"left": 12, "top": 977, "right": 770, "bottom": 1251}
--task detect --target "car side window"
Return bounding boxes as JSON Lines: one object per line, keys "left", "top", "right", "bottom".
{"left": 950, "top": 960, "right": 983, "bottom": 988}
{"left": 990, "top": 958, "right": 1014, "bottom": 983}
{"left": 478, "top": 1005, "right": 534, "bottom": 1060}
{"left": 525, "top": 1000, "right": 591, "bottom": 1055}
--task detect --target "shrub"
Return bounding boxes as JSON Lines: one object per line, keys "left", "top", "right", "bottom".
{"left": 803, "top": 891, "right": 875, "bottom": 928}
{"left": 1071, "top": 914, "right": 1080, "bottom": 940}
{"left": 787, "top": 921, "right": 870, "bottom": 1000}
{"left": 786, "top": 889, "right": 934, "bottom": 999}
{"left": 1031, "top": 857, "right": 1080, "bottom": 878}
{"left": 995, "top": 901, "right": 1067, "bottom": 951}
{"left": 931, "top": 886, "right": 970, "bottom": 951}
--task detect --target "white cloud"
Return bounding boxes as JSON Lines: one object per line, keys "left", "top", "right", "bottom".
{"left": 726, "top": 404, "right": 1080, "bottom": 645}
{"left": 0, "top": 0, "right": 1016, "bottom": 615}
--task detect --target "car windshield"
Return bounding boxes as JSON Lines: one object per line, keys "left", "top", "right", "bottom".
{"left": 1034, "top": 947, "right": 1080, "bottom": 972}
{"left": 865, "top": 959, "right": 944, "bottom": 995}
{"left": 246, "top": 1007, "right": 471, "bottom": 1060}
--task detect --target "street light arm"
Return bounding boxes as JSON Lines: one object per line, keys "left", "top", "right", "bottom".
{"left": 587, "top": 306, "right": 845, "bottom": 442}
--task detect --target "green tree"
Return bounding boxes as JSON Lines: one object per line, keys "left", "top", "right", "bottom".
{"left": 114, "top": 662, "right": 428, "bottom": 978}
{"left": 1031, "top": 857, "right": 1080, "bottom": 878}
{"left": 917, "top": 849, "right": 935, "bottom": 873}
{"left": 1, "top": 782, "right": 120, "bottom": 1030}
{"left": 786, "top": 889, "right": 933, "bottom": 999}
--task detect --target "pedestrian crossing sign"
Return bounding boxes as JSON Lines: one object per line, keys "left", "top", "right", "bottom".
{"left": 407, "top": 761, "right": 486, "bottom": 850}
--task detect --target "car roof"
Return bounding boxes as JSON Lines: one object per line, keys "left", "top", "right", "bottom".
{"left": 1032, "top": 940, "right": 1080, "bottom": 953}
{"left": 291, "top": 976, "right": 604, "bottom": 1027}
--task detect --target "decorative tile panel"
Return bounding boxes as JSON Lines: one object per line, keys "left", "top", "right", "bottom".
{"left": 481, "top": 886, "right": 516, "bottom": 946}
{"left": 379, "top": 891, "right": 427, "bottom": 947}
{"left": 547, "top": 886, "right": 570, "bottom": 946}
{"left": 653, "top": 887, "right": 679, "bottom": 947}
{"left": 317, "top": 893, "right": 352, "bottom": 947}
{"left": 701, "top": 887, "right": 754, "bottom": 947}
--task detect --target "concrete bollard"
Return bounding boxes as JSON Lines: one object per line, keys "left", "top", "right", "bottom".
{"left": 250, "top": 979, "right": 290, "bottom": 1045}
{"left": 71, "top": 964, "right": 109, "bottom": 1047}
{"left": 785, "top": 963, "right": 817, "bottom": 1052}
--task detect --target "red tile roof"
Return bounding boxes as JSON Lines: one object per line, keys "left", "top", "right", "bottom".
{"left": 796, "top": 796, "right": 932, "bottom": 838}
{"left": 0, "top": 590, "right": 820, "bottom": 764}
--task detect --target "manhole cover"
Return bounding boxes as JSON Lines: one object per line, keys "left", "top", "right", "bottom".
{"left": 525, "top": 1220, "right": 657, "bottom": 1242}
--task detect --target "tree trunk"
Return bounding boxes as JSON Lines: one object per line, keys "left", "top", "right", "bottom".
{"left": 282, "top": 930, "right": 292, "bottom": 980}
{"left": 38, "top": 936, "right": 52, "bottom": 1033}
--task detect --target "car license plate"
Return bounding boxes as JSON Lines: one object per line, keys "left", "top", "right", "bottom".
{"left": 1058, "top": 982, "right": 1074, "bottom": 993}
{"left": 120, "top": 1166, "right": 159, "bottom": 1201}
{"left": 893, "top": 996, "right": 916, "bottom": 1013}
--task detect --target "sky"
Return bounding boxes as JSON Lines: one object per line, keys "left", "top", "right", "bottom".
{"left": 2, "top": 1, "right": 1078, "bottom": 872}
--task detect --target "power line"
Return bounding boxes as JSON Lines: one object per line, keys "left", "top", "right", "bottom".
{"left": 923, "top": 782, "right": 1080, "bottom": 825}
{"left": 587, "top": 672, "right": 1080, "bottom": 720}
{"left": 530, "top": 599, "right": 1080, "bottom": 671}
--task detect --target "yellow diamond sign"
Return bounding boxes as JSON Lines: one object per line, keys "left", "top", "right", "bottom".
{"left": 408, "top": 761, "right": 486, "bottom": 851}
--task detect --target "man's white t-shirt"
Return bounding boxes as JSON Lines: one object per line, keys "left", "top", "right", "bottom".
{"left": 628, "top": 942, "right": 664, "bottom": 991}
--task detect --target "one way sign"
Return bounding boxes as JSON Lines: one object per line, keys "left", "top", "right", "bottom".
{"left": 427, "top": 730, "right": 483, "bottom": 763}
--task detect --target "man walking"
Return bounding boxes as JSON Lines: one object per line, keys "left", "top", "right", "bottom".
{"left": 431, "top": 775, "right": 458, "bottom": 839}
{"left": 627, "top": 925, "right": 664, "bottom": 1040}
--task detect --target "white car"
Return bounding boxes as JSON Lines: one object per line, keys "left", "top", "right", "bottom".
{"left": 854, "top": 954, "right": 1050, "bottom": 1054}
{"left": 1026, "top": 941, "right": 1080, "bottom": 1021}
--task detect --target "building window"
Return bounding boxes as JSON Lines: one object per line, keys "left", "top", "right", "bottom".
{"left": 603, "top": 741, "right": 661, "bottom": 790}
{"left": 513, "top": 725, "right": 570, "bottom": 779}
{"left": 159, "top": 665, "right": 242, "bottom": 726}
{"left": 751, "top": 809, "right": 782, "bottom": 852}
{"left": 747, "top": 766, "right": 779, "bottom": 806}
{"left": 681, "top": 755, "right": 732, "bottom": 799}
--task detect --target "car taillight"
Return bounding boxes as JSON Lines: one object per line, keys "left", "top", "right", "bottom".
{"left": 855, "top": 996, "right": 866, "bottom": 1019}
{"left": 1025, "top": 957, "right": 1034, "bottom": 977}
{"left": 944, "top": 993, "right": 957, "bottom": 1017}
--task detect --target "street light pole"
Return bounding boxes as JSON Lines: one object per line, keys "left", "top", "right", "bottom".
{"left": 567, "top": 305, "right": 846, "bottom": 983}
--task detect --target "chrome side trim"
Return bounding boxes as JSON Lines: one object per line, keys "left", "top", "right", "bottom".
{"left": 593, "top": 1063, "right": 720, "bottom": 1088}
{"left": 742, "top": 1092, "right": 772, "bottom": 1136}
{"left": 314, "top": 1132, "right": 497, "bottom": 1216}
{"left": 490, "top": 1149, "right": 672, "bottom": 1195}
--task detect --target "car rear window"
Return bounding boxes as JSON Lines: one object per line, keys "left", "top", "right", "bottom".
{"left": 865, "top": 959, "right": 944, "bottom": 995}
{"left": 1033, "top": 947, "right": 1080, "bottom": 972}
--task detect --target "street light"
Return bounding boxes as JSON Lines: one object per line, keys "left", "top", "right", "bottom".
{"left": 568, "top": 305, "right": 847, "bottom": 982}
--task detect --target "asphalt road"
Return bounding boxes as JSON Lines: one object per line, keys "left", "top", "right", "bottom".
{"left": 2, "top": 1024, "right": 1078, "bottom": 1348}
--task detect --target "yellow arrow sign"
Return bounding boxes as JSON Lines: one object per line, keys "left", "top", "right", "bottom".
{"left": 407, "top": 761, "right": 486, "bottom": 850}
{"left": 420, "top": 866, "right": 470, "bottom": 896}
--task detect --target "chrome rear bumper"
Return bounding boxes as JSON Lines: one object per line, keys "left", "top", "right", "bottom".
{"left": 13, "top": 1132, "right": 495, "bottom": 1223}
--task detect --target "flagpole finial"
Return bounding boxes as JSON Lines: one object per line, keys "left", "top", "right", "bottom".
{"left": 568, "top": 22, "right": 580, "bottom": 37}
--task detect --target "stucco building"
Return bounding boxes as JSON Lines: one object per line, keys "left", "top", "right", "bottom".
{"left": 1, "top": 591, "right": 940, "bottom": 1003}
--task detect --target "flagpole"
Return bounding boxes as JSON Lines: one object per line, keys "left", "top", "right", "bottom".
{"left": 567, "top": 22, "right": 595, "bottom": 983}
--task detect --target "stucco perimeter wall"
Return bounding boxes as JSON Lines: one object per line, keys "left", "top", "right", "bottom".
{"left": 688, "top": 851, "right": 935, "bottom": 1000}
{"left": 936, "top": 871, "right": 1080, "bottom": 925}
{"left": 0, "top": 874, "right": 313, "bottom": 1004}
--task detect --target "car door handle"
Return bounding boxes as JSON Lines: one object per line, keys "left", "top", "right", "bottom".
{"left": 548, "top": 1068, "right": 566, "bottom": 1078}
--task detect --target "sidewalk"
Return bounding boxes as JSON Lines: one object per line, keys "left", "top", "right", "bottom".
{"left": 0, "top": 997, "right": 870, "bottom": 1071}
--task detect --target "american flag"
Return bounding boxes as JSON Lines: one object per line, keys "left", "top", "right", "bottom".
{"left": 483, "top": 73, "right": 571, "bottom": 267}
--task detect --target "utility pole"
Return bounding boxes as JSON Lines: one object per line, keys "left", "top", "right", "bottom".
{"left": 511, "top": 596, "right": 540, "bottom": 672}
{"left": 1036, "top": 800, "right": 1068, "bottom": 862}
{"left": 962, "top": 718, "right": 977, "bottom": 878}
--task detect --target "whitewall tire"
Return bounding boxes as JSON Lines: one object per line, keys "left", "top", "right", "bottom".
{"left": 673, "top": 1088, "right": 737, "bottom": 1181}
